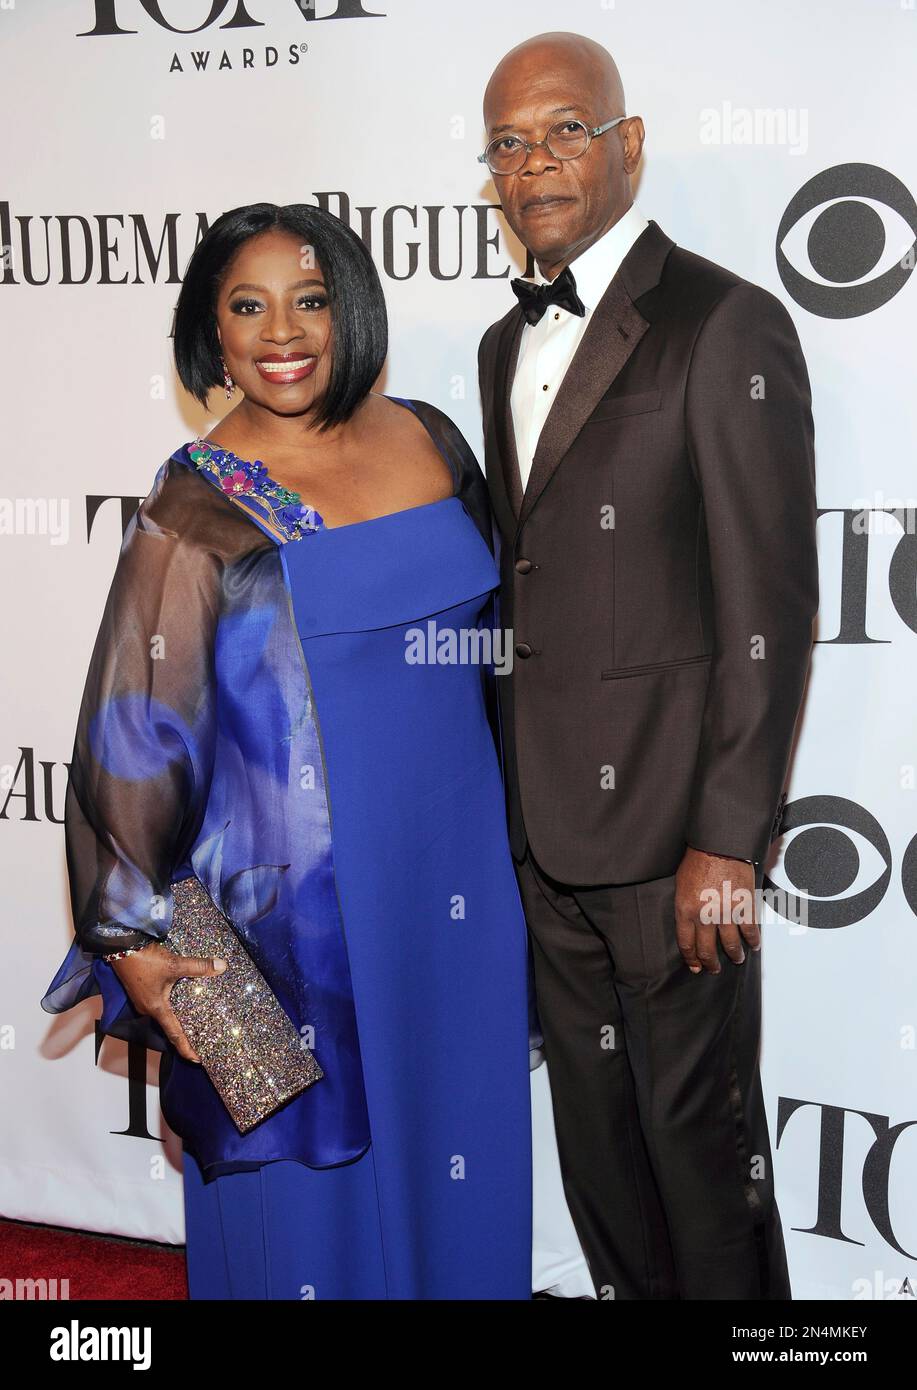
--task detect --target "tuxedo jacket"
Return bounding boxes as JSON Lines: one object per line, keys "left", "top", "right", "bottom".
{"left": 478, "top": 218, "right": 818, "bottom": 885}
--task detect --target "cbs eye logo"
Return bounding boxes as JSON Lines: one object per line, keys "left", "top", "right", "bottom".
{"left": 776, "top": 164, "right": 917, "bottom": 317}
{"left": 765, "top": 796, "right": 890, "bottom": 928}
{"left": 763, "top": 794, "right": 917, "bottom": 928}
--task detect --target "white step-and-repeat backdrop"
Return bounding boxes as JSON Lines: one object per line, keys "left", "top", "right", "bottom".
{"left": 3, "top": 0, "right": 916, "bottom": 1301}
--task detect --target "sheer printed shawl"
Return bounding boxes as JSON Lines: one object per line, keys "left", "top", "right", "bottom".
{"left": 40, "top": 398, "right": 501, "bottom": 1180}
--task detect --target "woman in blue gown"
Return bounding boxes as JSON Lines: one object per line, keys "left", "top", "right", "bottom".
{"left": 40, "top": 203, "right": 532, "bottom": 1299}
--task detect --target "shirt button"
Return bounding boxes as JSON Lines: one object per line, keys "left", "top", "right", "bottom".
{"left": 554, "top": 312, "right": 560, "bottom": 320}
{"left": 542, "top": 384, "right": 549, "bottom": 392}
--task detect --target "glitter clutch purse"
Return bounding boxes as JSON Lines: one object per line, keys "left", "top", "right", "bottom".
{"left": 164, "top": 876, "right": 324, "bottom": 1134}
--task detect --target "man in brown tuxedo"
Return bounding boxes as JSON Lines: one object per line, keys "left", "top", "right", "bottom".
{"left": 478, "top": 32, "right": 818, "bottom": 1299}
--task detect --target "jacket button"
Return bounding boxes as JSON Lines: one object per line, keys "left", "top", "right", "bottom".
{"left": 515, "top": 642, "right": 533, "bottom": 659}
{"left": 515, "top": 557, "right": 533, "bottom": 574}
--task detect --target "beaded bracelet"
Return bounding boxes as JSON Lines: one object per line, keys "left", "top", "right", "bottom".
{"left": 104, "top": 938, "right": 158, "bottom": 962}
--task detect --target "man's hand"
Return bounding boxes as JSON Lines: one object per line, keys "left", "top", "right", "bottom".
{"left": 674, "top": 846, "right": 760, "bottom": 975}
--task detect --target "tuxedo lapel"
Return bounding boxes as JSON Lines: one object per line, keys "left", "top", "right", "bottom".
{"left": 495, "top": 310, "right": 526, "bottom": 519}
{"left": 518, "top": 280, "right": 649, "bottom": 527}
{"left": 485, "top": 219, "right": 676, "bottom": 535}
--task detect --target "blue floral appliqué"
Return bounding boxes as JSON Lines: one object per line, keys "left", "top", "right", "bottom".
{"left": 189, "top": 439, "right": 324, "bottom": 541}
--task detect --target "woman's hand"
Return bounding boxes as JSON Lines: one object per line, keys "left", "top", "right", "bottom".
{"left": 109, "top": 944, "right": 227, "bottom": 1063}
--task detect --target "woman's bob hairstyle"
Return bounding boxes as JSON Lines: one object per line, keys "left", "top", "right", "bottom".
{"left": 174, "top": 202, "right": 388, "bottom": 431}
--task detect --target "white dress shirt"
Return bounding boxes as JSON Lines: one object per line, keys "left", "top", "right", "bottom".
{"left": 510, "top": 202, "right": 650, "bottom": 493}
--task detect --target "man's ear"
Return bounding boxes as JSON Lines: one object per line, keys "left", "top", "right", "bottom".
{"left": 622, "top": 117, "right": 645, "bottom": 175}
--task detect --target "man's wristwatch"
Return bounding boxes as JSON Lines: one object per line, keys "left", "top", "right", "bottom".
{"left": 689, "top": 845, "right": 756, "bottom": 866}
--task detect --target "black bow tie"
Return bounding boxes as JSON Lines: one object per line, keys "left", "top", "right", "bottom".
{"left": 510, "top": 265, "right": 586, "bottom": 325}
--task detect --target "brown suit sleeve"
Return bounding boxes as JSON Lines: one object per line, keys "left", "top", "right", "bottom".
{"left": 683, "top": 282, "right": 818, "bottom": 864}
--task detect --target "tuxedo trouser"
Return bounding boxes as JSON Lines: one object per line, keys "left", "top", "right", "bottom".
{"left": 516, "top": 845, "right": 792, "bottom": 1301}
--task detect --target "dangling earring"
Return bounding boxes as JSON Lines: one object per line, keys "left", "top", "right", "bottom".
{"left": 221, "top": 355, "right": 235, "bottom": 399}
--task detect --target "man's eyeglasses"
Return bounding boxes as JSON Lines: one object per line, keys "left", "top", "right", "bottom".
{"left": 478, "top": 116, "right": 628, "bottom": 177}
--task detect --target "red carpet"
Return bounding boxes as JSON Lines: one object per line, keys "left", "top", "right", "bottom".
{"left": 0, "top": 1218, "right": 188, "bottom": 1300}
